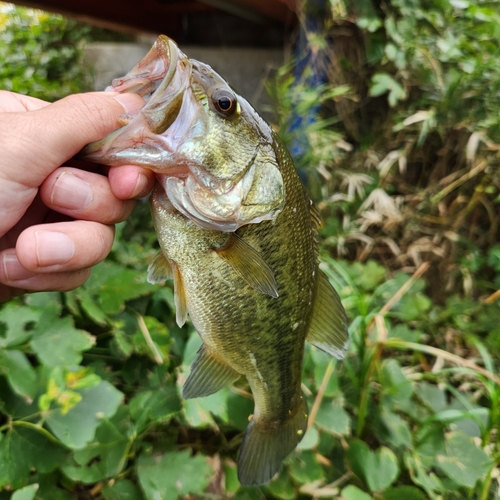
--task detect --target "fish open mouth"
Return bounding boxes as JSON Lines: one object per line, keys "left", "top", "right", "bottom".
{"left": 81, "top": 35, "right": 284, "bottom": 232}
{"left": 81, "top": 35, "right": 193, "bottom": 165}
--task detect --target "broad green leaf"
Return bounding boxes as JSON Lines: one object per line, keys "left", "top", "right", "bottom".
{"left": 0, "top": 427, "right": 66, "bottom": 489}
{"left": 232, "top": 487, "right": 267, "bottom": 500}
{"left": 102, "top": 479, "right": 144, "bottom": 500}
{"left": 224, "top": 462, "right": 240, "bottom": 494}
{"left": 341, "top": 485, "right": 373, "bottom": 500}
{"left": 265, "top": 471, "right": 295, "bottom": 499}
{"left": 347, "top": 440, "right": 399, "bottom": 493}
{"left": 387, "top": 324, "right": 422, "bottom": 342}
{"left": 183, "top": 389, "right": 230, "bottom": 427}
{"left": 287, "top": 450, "right": 324, "bottom": 484}
{"left": 380, "top": 359, "right": 413, "bottom": 408}
{"left": 404, "top": 452, "right": 443, "bottom": 497}
{"left": 31, "top": 314, "right": 94, "bottom": 367}
{"left": 395, "top": 293, "right": 432, "bottom": 321}
{"left": 78, "top": 289, "right": 109, "bottom": 326}
{"left": 131, "top": 315, "right": 171, "bottom": 363}
{"left": 297, "top": 426, "right": 319, "bottom": 450}
{"left": 87, "top": 262, "right": 155, "bottom": 315}
{"left": 137, "top": 450, "right": 212, "bottom": 500}
{"left": 227, "top": 392, "right": 254, "bottom": 431}
{"left": 382, "top": 486, "right": 426, "bottom": 500}
{"left": 0, "top": 349, "right": 36, "bottom": 399}
{"left": 349, "top": 260, "right": 386, "bottom": 292}
{"left": 369, "top": 73, "right": 406, "bottom": 106}
{"left": 46, "top": 380, "right": 123, "bottom": 449}
{"left": 315, "top": 399, "right": 350, "bottom": 436}
{"left": 61, "top": 418, "right": 129, "bottom": 483}
{"left": 31, "top": 473, "right": 74, "bottom": 500}
{"left": 11, "top": 483, "right": 39, "bottom": 500}
{"left": 311, "top": 349, "right": 339, "bottom": 397}
{"left": 0, "top": 303, "right": 40, "bottom": 348}
{"left": 435, "top": 431, "right": 492, "bottom": 488}
{"left": 378, "top": 408, "right": 412, "bottom": 448}
{"left": 129, "top": 385, "right": 181, "bottom": 429}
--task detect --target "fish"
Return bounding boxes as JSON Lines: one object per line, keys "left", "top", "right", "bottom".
{"left": 82, "top": 35, "right": 349, "bottom": 486}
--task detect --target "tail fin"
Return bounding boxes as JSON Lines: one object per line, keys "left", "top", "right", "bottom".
{"left": 237, "top": 398, "right": 308, "bottom": 486}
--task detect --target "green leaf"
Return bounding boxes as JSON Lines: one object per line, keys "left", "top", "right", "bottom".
{"left": 341, "top": 485, "right": 373, "bottom": 500}
{"left": 0, "top": 427, "right": 66, "bottom": 489}
{"left": 395, "top": 293, "right": 432, "bottom": 322}
{"left": 32, "top": 473, "right": 74, "bottom": 500}
{"left": 369, "top": 73, "right": 406, "bottom": 107}
{"left": 87, "top": 262, "right": 154, "bottom": 315}
{"left": 404, "top": 452, "right": 443, "bottom": 497}
{"left": 137, "top": 450, "right": 212, "bottom": 500}
{"left": 414, "top": 382, "right": 446, "bottom": 413}
{"left": 45, "top": 380, "right": 123, "bottom": 449}
{"left": 129, "top": 385, "right": 181, "bottom": 429}
{"left": 11, "top": 483, "right": 39, "bottom": 500}
{"left": 227, "top": 392, "right": 254, "bottom": 431}
{"left": 382, "top": 486, "right": 426, "bottom": 500}
{"left": 183, "top": 389, "right": 230, "bottom": 427}
{"left": 232, "top": 487, "right": 267, "bottom": 500}
{"left": 31, "top": 311, "right": 94, "bottom": 367}
{"left": 0, "top": 303, "right": 40, "bottom": 348}
{"left": 0, "top": 350, "right": 36, "bottom": 399}
{"left": 287, "top": 450, "right": 324, "bottom": 484}
{"left": 78, "top": 289, "right": 109, "bottom": 326}
{"left": 380, "top": 359, "right": 413, "bottom": 408}
{"left": 378, "top": 408, "right": 412, "bottom": 448}
{"left": 61, "top": 418, "right": 129, "bottom": 483}
{"left": 315, "top": 399, "right": 351, "bottom": 436}
{"left": 102, "top": 479, "right": 144, "bottom": 500}
{"left": 297, "top": 426, "right": 319, "bottom": 450}
{"left": 435, "top": 431, "right": 492, "bottom": 488}
{"left": 265, "top": 471, "right": 296, "bottom": 499}
{"left": 347, "top": 440, "right": 400, "bottom": 493}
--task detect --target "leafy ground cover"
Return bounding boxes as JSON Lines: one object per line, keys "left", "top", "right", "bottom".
{"left": 1, "top": 1, "right": 500, "bottom": 499}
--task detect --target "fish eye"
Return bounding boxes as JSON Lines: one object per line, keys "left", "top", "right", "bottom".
{"left": 213, "top": 90, "right": 237, "bottom": 116}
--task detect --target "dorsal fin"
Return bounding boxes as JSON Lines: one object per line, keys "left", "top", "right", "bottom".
{"left": 182, "top": 344, "right": 240, "bottom": 399}
{"left": 147, "top": 251, "right": 173, "bottom": 284}
{"left": 309, "top": 197, "right": 322, "bottom": 231}
{"left": 306, "top": 270, "right": 349, "bottom": 359}
{"left": 172, "top": 262, "right": 188, "bottom": 327}
{"left": 215, "top": 233, "right": 278, "bottom": 298}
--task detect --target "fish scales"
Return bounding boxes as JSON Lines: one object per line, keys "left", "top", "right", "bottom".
{"left": 81, "top": 35, "right": 349, "bottom": 486}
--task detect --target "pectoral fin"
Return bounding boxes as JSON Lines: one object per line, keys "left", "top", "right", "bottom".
{"left": 182, "top": 344, "right": 240, "bottom": 399}
{"left": 215, "top": 234, "right": 278, "bottom": 298}
{"left": 147, "top": 251, "right": 173, "bottom": 284}
{"left": 172, "top": 262, "right": 188, "bottom": 327}
{"left": 306, "top": 270, "right": 349, "bottom": 359}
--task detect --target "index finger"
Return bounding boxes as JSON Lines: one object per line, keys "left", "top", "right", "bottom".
{"left": 0, "top": 92, "right": 145, "bottom": 189}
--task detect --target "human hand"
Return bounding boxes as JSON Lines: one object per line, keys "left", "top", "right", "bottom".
{"left": 0, "top": 90, "right": 155, "bottom": 302}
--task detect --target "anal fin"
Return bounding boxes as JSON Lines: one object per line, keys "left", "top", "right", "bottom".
{"left": 147, "top": 251, "right": 173, "bottom": 284}
{"left": 307, "top": 270, "right": 349, "bottom": 359}
{"left": 215, "top": 233, "right": 278, "bottom": 298}
{"left": 182, "top": 344, "right": 240, "bottom": 399}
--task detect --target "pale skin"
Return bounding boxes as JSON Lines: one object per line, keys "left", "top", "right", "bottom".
{"left": 0, "top": 90, "right": 156, "bottom": 302}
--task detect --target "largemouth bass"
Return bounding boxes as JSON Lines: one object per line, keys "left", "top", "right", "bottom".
{"left": 82, "top": 36, "right": 349, "bottom": 486}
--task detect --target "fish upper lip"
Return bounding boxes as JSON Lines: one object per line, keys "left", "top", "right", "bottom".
{"left": 81, "top": 36, "right": 192, "bottom": 160}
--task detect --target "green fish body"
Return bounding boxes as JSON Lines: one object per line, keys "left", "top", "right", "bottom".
{"left": 82, "top": 36, "right": 348, "bottom": 486}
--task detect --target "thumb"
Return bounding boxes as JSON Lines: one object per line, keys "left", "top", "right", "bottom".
{"left": 1, "top": 92, "right": 145, "bottom": 188}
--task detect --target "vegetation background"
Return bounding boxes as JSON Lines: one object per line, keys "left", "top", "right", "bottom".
{"left": 1, "top": 0, "right": 500, "bottom": 499}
